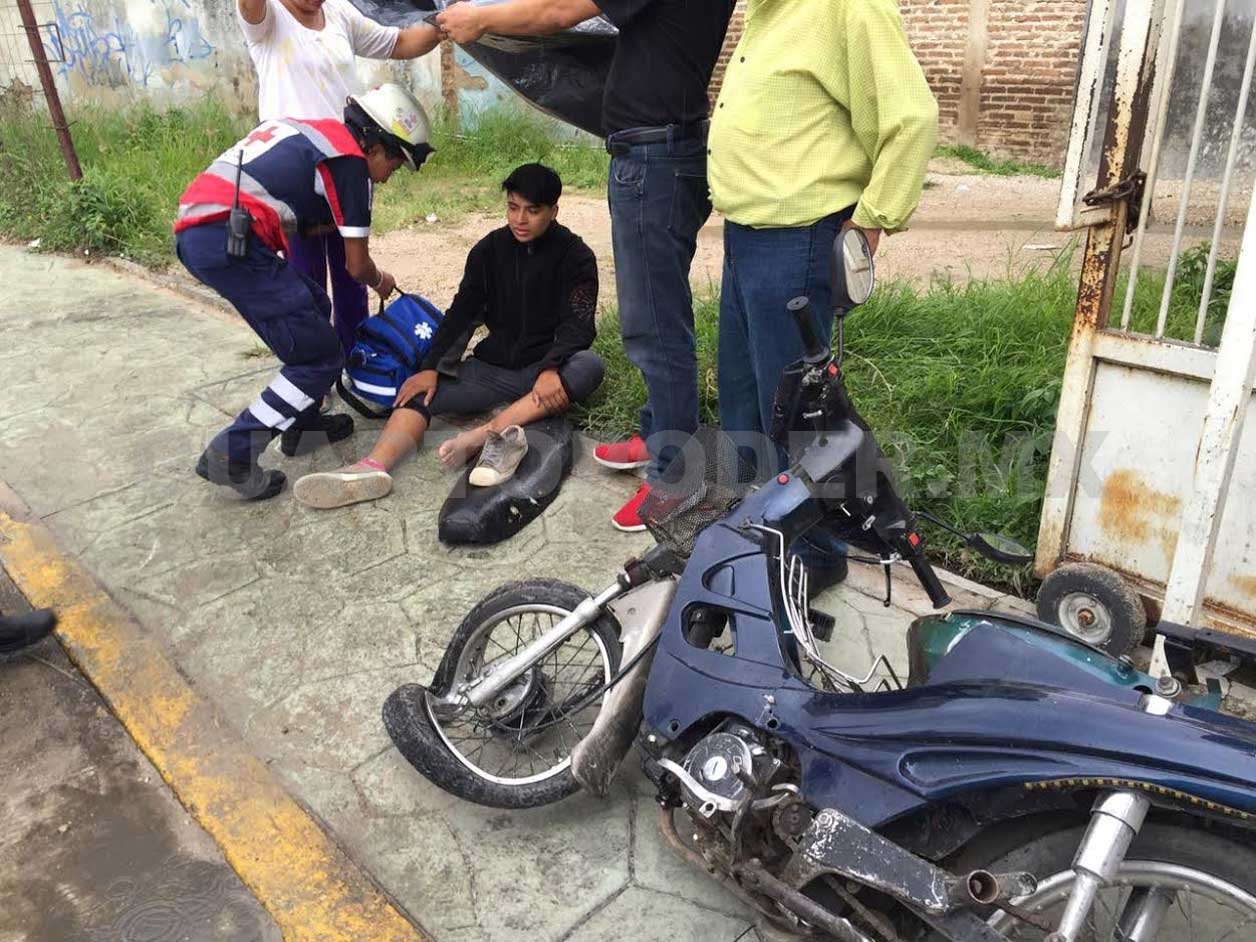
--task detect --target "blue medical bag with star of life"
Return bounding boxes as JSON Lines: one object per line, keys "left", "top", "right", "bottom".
{"left": 337, "top": 293, "right": 443, "bottom": 418}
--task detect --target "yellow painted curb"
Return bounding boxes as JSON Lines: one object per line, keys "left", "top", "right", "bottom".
{"left": 0, "top": 498, "right": 431, "bottom": 942}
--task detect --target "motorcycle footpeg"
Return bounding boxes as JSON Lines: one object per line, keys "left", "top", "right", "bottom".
{"left": 808, "top": 609, "right": 836, "bottom": 642}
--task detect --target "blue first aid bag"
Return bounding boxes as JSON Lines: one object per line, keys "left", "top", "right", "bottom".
{"left": 338, "top": 293, "right": 443, "bottom": 417}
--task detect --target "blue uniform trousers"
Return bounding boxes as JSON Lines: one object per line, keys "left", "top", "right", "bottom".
{"left": 176, "top": 223, "right": 344, "bottom": 463}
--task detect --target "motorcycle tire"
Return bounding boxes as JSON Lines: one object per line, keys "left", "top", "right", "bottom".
{"left": 928, "top": 816, "right": 1256, "bottom": 940}
{"left": 1036, "top": 562, "right": 1146, "bottom": 656}
{"left": 383, "top": 578, "right": 622, "bottom": 810}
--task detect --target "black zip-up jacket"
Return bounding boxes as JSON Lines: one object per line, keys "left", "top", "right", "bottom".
{"left": 420, "top": 222, "right": 598, "bottom": 373}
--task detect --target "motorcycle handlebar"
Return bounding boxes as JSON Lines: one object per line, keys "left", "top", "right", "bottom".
{"left": 786, "top": 296, "right": 829, "bottom": 363}
{"left": 906, "top": 551, "right": 951, "bottom": 609}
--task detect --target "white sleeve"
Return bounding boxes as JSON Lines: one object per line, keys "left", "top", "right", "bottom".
{"left": 341, "top": 1, "right": 401, "bottom": 59}
{"left": 237, "top": 0, "right": 274, "bottom": 44}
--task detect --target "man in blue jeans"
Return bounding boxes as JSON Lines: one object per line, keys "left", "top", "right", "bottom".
{"left": 439, "top": 0, "right": 736, "bottom": 531}
{"left": 708, "top": 0, "right": 938, "bottom": 589}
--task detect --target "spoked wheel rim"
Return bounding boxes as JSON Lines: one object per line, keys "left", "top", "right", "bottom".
{"left": 424, "top": 603, "right": 613, "bottom": 787}
{"left": 988, "top": 861, "right": 1256, "bottom": 940}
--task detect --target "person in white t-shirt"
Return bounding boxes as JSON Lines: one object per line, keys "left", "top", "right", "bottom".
{"left": 238, "top": 0, "right": 440, "bottom": 355}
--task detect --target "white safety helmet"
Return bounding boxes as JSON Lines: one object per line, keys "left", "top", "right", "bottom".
{"left": 345, "top": 83, "right": 434, "bottom": 171}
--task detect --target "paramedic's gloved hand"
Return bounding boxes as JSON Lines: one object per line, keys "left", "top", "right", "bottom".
{"left": 396, "top": 369, "right": 439, "bottom": 408}
{"left": 532, "top": 368, "right": 569, "bottom": 413}
{"left": 374, "top": 270, "right": 397, "bottom": 300}
{"left": 436, "top": 3, "right": 487, "bottom": 44}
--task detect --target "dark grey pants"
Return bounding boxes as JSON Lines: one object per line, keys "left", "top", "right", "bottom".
{"left": 404, "top": 351, "right": 605, "bottom": 418}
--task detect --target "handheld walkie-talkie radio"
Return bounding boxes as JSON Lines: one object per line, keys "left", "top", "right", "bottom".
{"left": 226, "top": 149, "right": 252, "bottom": 259}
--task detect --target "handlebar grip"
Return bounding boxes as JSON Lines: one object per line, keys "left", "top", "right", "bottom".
{"left": 786, "top": 296, "right": 828, "bottom": 362}
{"left": 907, "top": 552, "right": 951, "bottom": 610}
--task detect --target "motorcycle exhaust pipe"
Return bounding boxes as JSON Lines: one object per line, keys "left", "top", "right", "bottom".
{"left": 948, "top": 869, "right": 1038, "bottom": 906}
{"left": 965, "top": 870, "right": 1001, "bottom": 905}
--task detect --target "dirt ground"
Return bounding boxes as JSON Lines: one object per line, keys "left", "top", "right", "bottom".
{"left": 373, "top": 163, "right": 1245, "bottom": 311}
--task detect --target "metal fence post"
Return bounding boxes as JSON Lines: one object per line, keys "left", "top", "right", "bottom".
{"left": 14, "top": 0, "right": 81, "bottom": 181}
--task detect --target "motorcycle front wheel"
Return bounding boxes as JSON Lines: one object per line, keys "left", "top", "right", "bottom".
{"left": 383, "top": 578, "right": 622, "bottom": 809}
{"left": 943, "top": 819, "right": 1256, "bottom": 941}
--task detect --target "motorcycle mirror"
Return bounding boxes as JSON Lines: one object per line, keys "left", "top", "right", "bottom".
{"left": 966, "top": 532, "right": 1034, "bottom": 566}
{"left": 832, "top": 226, "right": 876, "bottom": 313}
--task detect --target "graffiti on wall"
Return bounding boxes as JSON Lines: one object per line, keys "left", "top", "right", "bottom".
{"left": 43, "top": 0, "right": 215, "bottom": 88}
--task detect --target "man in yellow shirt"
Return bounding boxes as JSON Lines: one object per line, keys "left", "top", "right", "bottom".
{"left": 709, "top": 0, "right": 937, "bottom": 587}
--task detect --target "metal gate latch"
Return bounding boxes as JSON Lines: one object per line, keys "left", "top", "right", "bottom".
{"left": 1083, "top": 170, "right": 1148, "bottom": 235}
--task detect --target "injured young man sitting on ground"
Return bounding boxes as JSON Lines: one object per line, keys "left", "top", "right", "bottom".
{"left": 294, "top": 162, "right": 604, "bottom": 508}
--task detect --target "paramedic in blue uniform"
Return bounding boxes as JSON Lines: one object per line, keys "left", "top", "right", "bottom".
{"left": 174, "top": 84, "right": 433, "bottom": 500}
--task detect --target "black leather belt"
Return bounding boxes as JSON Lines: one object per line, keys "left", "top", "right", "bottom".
{"left": 605, "top": 120, "right": 709, "bottom": 156}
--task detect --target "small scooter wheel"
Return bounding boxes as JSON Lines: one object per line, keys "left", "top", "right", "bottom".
{"left": 1036, "top": 562, "right": 1147, "bottom": 656}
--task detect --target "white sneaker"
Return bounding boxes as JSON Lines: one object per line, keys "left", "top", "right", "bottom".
{"left": 468, "top": 426, "right": 529, "bottom": 487}
{"left": 294, "top": 462, "right": 393, "bottom": 509}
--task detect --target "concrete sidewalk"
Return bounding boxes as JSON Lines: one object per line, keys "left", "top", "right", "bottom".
{"left": 0, "top": 247, "right": 1029, "bottom": 941}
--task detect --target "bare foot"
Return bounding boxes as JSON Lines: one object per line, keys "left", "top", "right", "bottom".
{"left": 437, "top": 426, "right": 490, "bottom": 470}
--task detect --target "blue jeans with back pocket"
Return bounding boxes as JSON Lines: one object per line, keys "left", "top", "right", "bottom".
{"left": 608, "top": 136, "right": 711, "bottom": 483}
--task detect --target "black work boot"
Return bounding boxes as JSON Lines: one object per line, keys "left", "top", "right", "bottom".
{"left": 0, "top": 609, "right": 57, "bottom": 655}
{"left": 279, "top": 413, "right": 355, "bottom": 457}
{"left": 195, "top": 447, "right": 286, "bottom": 500}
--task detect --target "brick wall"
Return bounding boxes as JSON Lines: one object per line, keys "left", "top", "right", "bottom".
{"left": 976, "top": 0, "right": 1086, "bottom": 165}
{"left": 708, "top": 2, "right": 746, "bottom": 109}
{"left": 711, "top": 0, "right": 1085, "bottom": 169}
{"left": 903, "top": 0, "right": 1086, "bottom": 167}
{"left": 900, "top": 0, "right": 971, "bottom": 141}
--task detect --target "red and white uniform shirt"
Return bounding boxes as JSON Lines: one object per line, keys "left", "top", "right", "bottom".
{"left": 176, "top": 118, "right": 372, "bottom": 254}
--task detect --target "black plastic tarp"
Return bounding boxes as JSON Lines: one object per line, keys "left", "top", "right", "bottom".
{"left": 350, "top": 0, "right": 614, "bottom": 137}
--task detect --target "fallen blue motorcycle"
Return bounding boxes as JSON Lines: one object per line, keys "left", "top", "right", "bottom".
{"left": 384, "top": 229, "right": 1256, "bottom": 941}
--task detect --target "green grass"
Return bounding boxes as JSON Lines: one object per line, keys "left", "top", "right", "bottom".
{"left": 0, "top": 98, "right": 606, "bottom": 263}
{"left": 937, "top": 144, "right": 1061, "bottom": 179}
{"left": 0, "top": 99, "right": 254, "bottom": 264}
{"left": 1116, "top": 243, "right": 1236, "bottom": 345}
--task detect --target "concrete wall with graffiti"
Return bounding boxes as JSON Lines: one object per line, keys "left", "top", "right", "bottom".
{"left": 0, "top": 0, "right": 450, "bottom": 116}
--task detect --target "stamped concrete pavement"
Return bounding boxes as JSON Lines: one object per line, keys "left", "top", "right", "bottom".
{"left": 0, "top": 247, "right": 1028, "bottom": 941}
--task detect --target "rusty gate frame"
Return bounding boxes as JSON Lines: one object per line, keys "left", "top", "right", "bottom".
{"left": 1037, "top": 0, "right": 1256, "bottom": 672}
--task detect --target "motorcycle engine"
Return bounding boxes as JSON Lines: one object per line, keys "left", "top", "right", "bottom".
{"left": 672, "top": 723, "right": 782, "bottom": 816}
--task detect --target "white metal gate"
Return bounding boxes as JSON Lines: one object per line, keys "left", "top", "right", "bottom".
{"left": 1037, "top": 0, "right": 1256, "bottom": 658}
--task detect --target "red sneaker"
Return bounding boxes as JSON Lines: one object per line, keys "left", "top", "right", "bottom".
{"left": 612, "top": 482, "right": 651, "bottom": 532}
{"left": 594, "top": 434, "right": 650, "bottom": 470}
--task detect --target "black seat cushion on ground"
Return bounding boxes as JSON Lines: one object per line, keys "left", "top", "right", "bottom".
{"left": 438, "top": 416, "right": 575, "bottom": 545}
